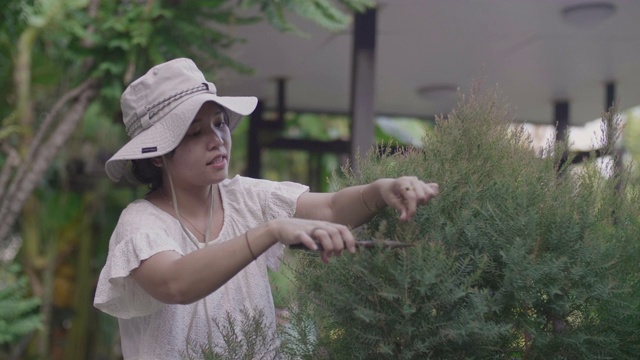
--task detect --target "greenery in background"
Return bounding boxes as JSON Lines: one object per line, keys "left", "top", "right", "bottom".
{"left": 258, "top": 111, "right": 350, "bottom": 190}
{"left": 241, "top": 0, "right": 374, "bottom": 34}
{"left": 0, "top": 264, "right": 41, "bottom": 347}
{"left": 624, "top": 107, "right": 640, "bottom": 181}
{"left": 281, "top": 85, "right": 640, "bottom": 359}
{"left": 257, "top": 110, "right": 430, "bottom": 192}
{"left": 0, "top": 0, "right": 375, "bottom": 358}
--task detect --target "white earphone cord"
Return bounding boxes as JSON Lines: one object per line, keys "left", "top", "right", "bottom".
{"left": 161, "top": 156, "right": 215, "bottom": 351}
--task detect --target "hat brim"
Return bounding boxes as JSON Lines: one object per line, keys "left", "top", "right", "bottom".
{"left": 105, "top": 93, "right": 257, "bottom": 182}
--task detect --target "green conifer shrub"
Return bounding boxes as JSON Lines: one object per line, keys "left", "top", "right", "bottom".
{"left": 185, "top": 307, "right": 281, "bottom": 360}
{"left": 284, "top": 85, "right": 640, "bottom": 359}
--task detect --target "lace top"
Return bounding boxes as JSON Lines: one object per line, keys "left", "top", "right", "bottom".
{"left": 94, "top": 175, "right": 309, "bottom": 359}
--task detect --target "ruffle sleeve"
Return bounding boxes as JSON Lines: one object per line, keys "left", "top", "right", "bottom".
{"left": 94, "top": 202, "right": 184, "bottom": 319}
{"left": 260, "top": 180, "right": 309, "bottom": 270}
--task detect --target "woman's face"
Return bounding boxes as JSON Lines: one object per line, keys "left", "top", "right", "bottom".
{"left": 165, "top": 102, "right": 232, "bottom": 187}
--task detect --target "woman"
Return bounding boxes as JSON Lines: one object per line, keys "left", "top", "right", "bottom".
{"left": 94, "top": 58, "right": 438, "bottom": 359}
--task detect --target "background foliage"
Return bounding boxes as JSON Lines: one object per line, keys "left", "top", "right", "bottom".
{"left": 0, "top": 264, "right": 41, "bottom": 347}
{"left": 0, "top": 0, "right": 374, "bottom": 358}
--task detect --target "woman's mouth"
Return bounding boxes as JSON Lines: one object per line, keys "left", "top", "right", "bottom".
{"left": 208, "top": 155, "right": 227, "bottom": 168}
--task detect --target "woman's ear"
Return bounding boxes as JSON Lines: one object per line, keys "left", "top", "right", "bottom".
{"left": 151, "top": 157, "right": 163, "bottom": 168}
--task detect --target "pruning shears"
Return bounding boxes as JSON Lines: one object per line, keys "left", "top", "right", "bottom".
{"left": 289, "top": 240, "right": 413, "bottom": 251}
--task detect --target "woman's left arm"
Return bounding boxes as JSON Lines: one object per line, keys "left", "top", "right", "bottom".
{"left": 295, "top": 176, "right": 439, "bottom": 228}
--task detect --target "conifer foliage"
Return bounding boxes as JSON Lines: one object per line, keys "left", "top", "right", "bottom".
{"left": 286, "top": 85, "right": 640, "bottom": 359}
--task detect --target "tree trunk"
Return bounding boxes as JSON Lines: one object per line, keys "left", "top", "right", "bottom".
{"left": 63, "top": 194, "right": 94, "bottom": 360}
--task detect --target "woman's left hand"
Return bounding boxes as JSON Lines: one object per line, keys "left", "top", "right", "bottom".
{"left": 379, "top": 177, "right": 439, "bottom": 221}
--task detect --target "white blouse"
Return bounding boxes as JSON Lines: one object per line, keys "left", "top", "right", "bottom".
{"left": 94, "top": 175, "right": 308, "bottom": 359}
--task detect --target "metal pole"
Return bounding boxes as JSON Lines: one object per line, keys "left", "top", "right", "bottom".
{"left": 349, "top": 8, "right": 377, "bottom": 170}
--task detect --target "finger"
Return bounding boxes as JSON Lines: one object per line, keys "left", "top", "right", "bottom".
{"left": 337, "top": 225, "right": 356, "bottom": 253}
{"left": 400, "top": 184, "right": 418, "bottom": 220}
{"left": 414, "top": 183, "right": 434, "bottom": 205}
{"left": 386, "top": 192, "right": 410, "bottom": 221}
{"left": 404, "top": 190, "right": 418, "bottom": 220}
{"left": 412, "top": 181, "right": 427, "bottom": 202}
{"left": 429, "top": 183, "right": 439, "bottom": 197}
{"left": 310, "top": 228, "right": 334, "bottom": 262}
{"left": 314, "top": 228, "right": 333, "bottom": 264}
{"left": 312, "top": 228, "right": 335, "bottom": 254}
{"left": 296, "top": 230, "right": 319, "bottom": 251}
{"left": 420, "top": 183, "right": 439, "bottom": 204}
{"left": 325, "top": 227, "right": 345, "bottom": 254}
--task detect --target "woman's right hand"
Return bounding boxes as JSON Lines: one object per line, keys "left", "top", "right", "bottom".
{"left": 268, "top": 218, "right": 356, "bottom": 263}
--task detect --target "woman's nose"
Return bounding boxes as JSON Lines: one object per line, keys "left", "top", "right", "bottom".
{"left": 206, "top": 126, "right": 224, "bottom": 148}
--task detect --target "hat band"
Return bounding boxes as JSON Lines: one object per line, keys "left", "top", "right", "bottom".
{"left": 126, "top": 82, "right": 215, "bottom": 137}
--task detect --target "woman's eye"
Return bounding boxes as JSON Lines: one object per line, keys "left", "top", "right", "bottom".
{"left": 212, "top": 121, "right": 226, "bottom": 129}
{"left": 212, "top": 111, "right": 229, "bottom": 129}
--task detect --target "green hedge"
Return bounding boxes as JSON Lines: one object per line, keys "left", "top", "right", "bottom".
{"left": 283, "top": 86, "right": 640, "bottom": 359}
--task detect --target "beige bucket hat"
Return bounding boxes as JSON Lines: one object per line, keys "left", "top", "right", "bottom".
{"left": 104, "top": 58, "right": 257, "bottom": 182}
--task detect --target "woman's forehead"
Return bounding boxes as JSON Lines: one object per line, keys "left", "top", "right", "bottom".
{"left": 196, "top": 101, "right": 223, "bottom": 115}
{"left": 190, "top": 103, "right": 226, "bottom": 126}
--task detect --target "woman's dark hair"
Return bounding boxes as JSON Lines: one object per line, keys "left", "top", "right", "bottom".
{"left": 132, "top": 158, "right": 164, "bottom": 191}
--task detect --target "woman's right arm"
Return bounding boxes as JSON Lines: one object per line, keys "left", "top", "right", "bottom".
{"left": 131, "top": 218, "right": 355, "bottom": 305}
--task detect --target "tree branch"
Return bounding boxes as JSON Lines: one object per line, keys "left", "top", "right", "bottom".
{"left": 14, "top": 28, "right": 37, "bottom": 129}
{"left": 3, "top": 77, "right": 98, "bottom": 205}
{"left": 0, "top": 144, "right": 20, "bottom": 203}
{"left": 0, "top": 79, "right": 99, "bottom": 242}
